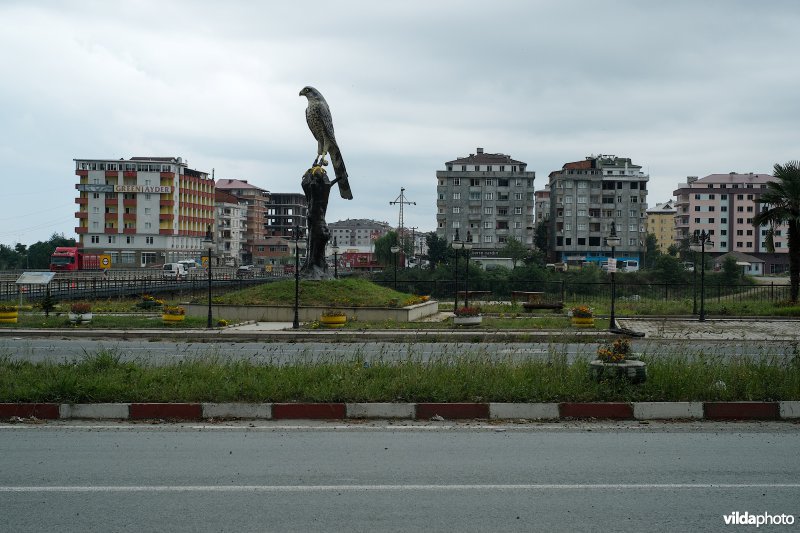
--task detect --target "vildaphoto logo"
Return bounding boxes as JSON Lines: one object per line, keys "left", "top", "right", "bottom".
{"left": 723, "top": 511, "right": 795, "bottom": 527}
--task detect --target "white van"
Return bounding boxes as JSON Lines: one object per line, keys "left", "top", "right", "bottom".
{"left": 162, "top": 263, "right": 188, "bottom": 280}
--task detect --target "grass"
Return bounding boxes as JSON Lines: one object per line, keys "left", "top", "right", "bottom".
{"left": 0, "top": 313, "right": 215, "bottom": 329}
{"left": 1, "top": 351, "right": 797, "bottom": 403}
{"left": 211, "top": 278, "right": 416, "bottom": 307}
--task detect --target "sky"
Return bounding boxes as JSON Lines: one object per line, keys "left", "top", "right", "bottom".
{"left": 1, "top": 0, "right": 799, "bottom": 245}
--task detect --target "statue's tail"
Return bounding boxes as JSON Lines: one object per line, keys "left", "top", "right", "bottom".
{"left": 330, "top": 146, "right": 353, "bottom": 200}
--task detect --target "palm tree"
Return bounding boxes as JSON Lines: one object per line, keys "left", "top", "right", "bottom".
{"left": 753, "top": 161, "right": 800, "bottom": 302}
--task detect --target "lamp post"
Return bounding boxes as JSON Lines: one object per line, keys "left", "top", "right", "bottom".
{"left": 390, "top": 244, "right": 400, "bottom": 290}
{"left": 463, "top": 231, "right": 473, "bottom": 308}
{"left": 606, "top": 222, "right": 621, "bottom": 332}
{"left": 201, "top": 225, "right": 214, "bottom": 329}
{"left": 691, "top": 230, "right": 713, "bottom": 322}
{"left": 451, "top": 229, "right": 463, "bottom": 311}
{"left": 291, "top": 225, "right": 306, "bottom": 329}
{"left": 691, "top": 248, "right": 698, "bottom": 315}
{"left": 331, "top": 237, "right": 340, "bottom": 279}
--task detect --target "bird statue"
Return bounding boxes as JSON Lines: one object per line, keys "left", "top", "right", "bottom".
{"left": 299, "top": 86, "right": 353, "bottom": 200}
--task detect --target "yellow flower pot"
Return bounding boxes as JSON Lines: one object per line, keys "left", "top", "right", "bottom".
{"left": 571, "top": 317, "right": 594, "bottom": 327}
{"left": 162, "top": 314, "right": 185, "bottom": 323}
{"left": 320, "top": 315, "right": 347, "bottom": 328}
{"left": 0, "top": 310, "right": 18, "bottom": 324}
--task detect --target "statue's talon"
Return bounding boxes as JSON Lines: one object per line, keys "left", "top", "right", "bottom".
{"left": 320, "top": 158, "right": 329, "bottom": 167}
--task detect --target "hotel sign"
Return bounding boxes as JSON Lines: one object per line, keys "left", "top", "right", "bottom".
{"left": 113, "top": 185, "right": 173, "bottom": 194}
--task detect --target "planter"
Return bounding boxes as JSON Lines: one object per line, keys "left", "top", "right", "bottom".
{"left": 571, "top": 317, "right": 594, "bottom": 327}
{"left": 162, "top": 314, "right": 186, "bottom": 323}
{"left": 453, "top": 315, "right": 482, "bottom": 326}
{"left": 68, "top": 312, "right": 93, "bottom": 324}
{"left": 589, "top": 359, "right": 647, "bottom": 383}
{"left": 320, "top": 315, "right": 347, "bottom": 328}
{"left": 0, "top": 310, "right": 18, "bottom": 324}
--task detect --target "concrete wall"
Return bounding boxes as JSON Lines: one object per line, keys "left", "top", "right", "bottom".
{"left": 185, "top": 300, "right": 439, "bottom": 323}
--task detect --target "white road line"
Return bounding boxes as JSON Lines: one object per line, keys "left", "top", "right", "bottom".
{"left": 1, "top": 484, "right": 799, "bottom": 492}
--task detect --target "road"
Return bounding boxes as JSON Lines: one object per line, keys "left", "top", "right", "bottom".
{"left": 1, "top": 337, "right": 798, "bottom": 365}
{"left": 1, "top": 421, "right": 798, "bottom": 532}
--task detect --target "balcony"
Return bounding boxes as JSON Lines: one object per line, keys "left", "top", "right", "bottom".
{"left": 75, "top": 170, "right": 88, "bottom": 177}
{"left": 159, "top": 229, "right": 173, "bottom": 235}
{"left": 123, "top": 213, "right": 136, "bottom": 221}
{"left": 74, "top": 211, "right": 88, "bottom": 219}
{"left": 160, "top": 199, "right": 175, "bottom": 207}
{"left": 123, "top": 228, "right": 136, "bottom": 234}
{"left": 123, "top": 171, "right": 136, "bottom": 178}
{"left": 105, "top": 199, "right": 118, "bottom": 206}
{"left": 105, "top": 170, "right": 118, "bottom": 178}
{"left": 123, "top": 199, "right": 136, "bottom": 207}
{"left": 159, "top": 214, "right": 175, "bottom": 221}
{"left": 75, "top": 197, "right": 88, "bottom": 205}
{"left": 74, "top": 226, "right": 88, "bottom": 234}
{"left": 104, "top": 213, "right": 118, "bottom": 221}
{"left": 104, "top": 227, "right": 117, "bottom": 234}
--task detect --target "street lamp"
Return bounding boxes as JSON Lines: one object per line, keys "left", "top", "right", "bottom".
{"left": 451, "top": 229, "right": 463, "bottom": 311}
{"left": 690, "top": 230, "right": 713, "bottom": 322}
{"left": 390, "top": 244, "right": 401, "bottom": 290}
{"left": 331, "top": 237, "right": 340, "bottom": 279}
{"left": 605, "top": 222, "right": 622, "bottom": 332}
{"left": 291, "top": 225, "right": 306, "bottom": 329}
{"left": 463, "top": 231, "right": 473, "bottom": 308}
{"left": 201, "top": 225, "right": 214, "bottom": 329}
{"left": 691, "top": 247, "right": 698, "bottom": 315}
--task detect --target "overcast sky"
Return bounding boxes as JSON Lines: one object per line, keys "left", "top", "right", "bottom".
{"left": 1, "top": 0, "right": 798, "bottom": 245}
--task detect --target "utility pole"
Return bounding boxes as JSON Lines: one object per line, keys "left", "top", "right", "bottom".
{"left": 389, "top": 188, "right": 415, "bottom": 261}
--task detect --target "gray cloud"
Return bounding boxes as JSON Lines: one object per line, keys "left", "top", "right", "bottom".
{"left": 0, "top": 0, "right": 798, "bottom": 242}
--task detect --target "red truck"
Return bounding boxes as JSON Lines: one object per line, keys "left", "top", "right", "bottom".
{"left": 50, "top": 247, "right": 101, "bottom": 271}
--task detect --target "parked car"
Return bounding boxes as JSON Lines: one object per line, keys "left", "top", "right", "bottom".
{"left": 162, "top": 263, "right": 188, "bottom": 280}
{"left": 236, "top": 265, "right": 255, "bottom": 278}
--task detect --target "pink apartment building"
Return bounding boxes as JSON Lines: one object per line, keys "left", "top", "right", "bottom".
{"left": 673, "top": 173, "right": 789, "bottom": 274}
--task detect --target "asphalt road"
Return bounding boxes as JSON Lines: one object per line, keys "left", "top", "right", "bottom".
{"left": 1, "top": 337, "right": 798, "bottom": 365}
{"left": 1, "top": 421, "right": 798, "bottom": 532}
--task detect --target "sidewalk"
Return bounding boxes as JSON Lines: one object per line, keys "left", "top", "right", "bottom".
{"left": 2, "top": 317, "right": 800, "bottom": 341}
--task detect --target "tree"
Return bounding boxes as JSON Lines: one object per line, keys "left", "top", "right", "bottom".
{"left": 533, "top": 220, "right": 549, "bottom": 256}
{"left": 499, "top": 237, "right": 528, "bottom": 269}
{"left": 424, "top": 232, "right": 450, "bottom": 270}
{"left": 753, "top": 160, "right": 800, "bottom": 302}
{"left": 643, "top": 233, "right": 661, "bottom": 270}
{"left": 373, "top": 231, "right": 400, "bottom": 268}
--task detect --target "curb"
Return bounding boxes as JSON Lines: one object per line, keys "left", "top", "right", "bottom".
{"left": 2, "top": 402, "right": 799, "bottom": 421}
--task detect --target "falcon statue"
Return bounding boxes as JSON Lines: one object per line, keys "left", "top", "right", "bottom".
{"left": 299, "top": 86, "right": 353, "bottom": 200}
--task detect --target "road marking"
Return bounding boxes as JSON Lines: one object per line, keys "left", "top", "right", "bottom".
{"left": 1, "top": 484, "right": 799, "bottom": 493}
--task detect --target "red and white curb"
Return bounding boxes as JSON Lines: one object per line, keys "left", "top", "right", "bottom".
{"left": 1, "top": 401, "right": 799, "bottom": 421}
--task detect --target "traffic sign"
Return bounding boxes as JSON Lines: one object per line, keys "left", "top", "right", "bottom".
{"left": 99, "top": 254, "right": 112, "bottom": 269}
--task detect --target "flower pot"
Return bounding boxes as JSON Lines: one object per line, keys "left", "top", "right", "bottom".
{"left": 162, "top": 314, "right": 185, "bottom": 323}
{"left": 453, "top": 315, "right": 482, "bottom": 326}
{"left": 320, "top": 315, "right": 347, "bottom": 328}
{"left": 0, "top": 310, "right": 18, "bottom": 324}
{"left": 589, "top": 359, "right": 647, "bottom": 383}
{"left": 68, "top": 312, "right": 93, "bottom": 324}
{"left": 571, "top": 317, "right": 594, "bottom": 327}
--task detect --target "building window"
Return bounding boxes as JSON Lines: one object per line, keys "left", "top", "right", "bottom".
{"left": 108, "top": 236, "right": 116, "bottom": 244}
{"left": 452, "top": 221, "right": 460, "bottom": 228}
{"left": 452, "top": 193, "right": 461, "bottom": 200}
{"left": 484, "top": 207, "right": 493, "bottom": 215}
{"left": 470, "top": 178, "right": 480, "bottom": 186}
{"left": 630, "top": 196, "right": 638, "bottom": 203}
{"left": 484, "top": 235, "right": 493, "bottom": 243}
{"left": 452, "top": 207, "right": 460, "bottom": 214}
{"left": 485, "top": 193, "right": 493, "bottom": 200}
{"left": 146, "top": 236, "right": 154, "bottom": 244}
{"left": 483, "top": 221, "right": 492, "bottom": 229}
{"left": 90, "top": 236, "right": 100, "bottom": 244}
{"left": 469, "top": 192, "right": 480, "bottom": 200}
{"left": 514, "top": 207, "right": 522, "bottom": 215}
{"left": 453, "top": 178, "right": 460, "bottom": 186}
{"left": 485, "top": 179, "right": 494, "bottom": 186}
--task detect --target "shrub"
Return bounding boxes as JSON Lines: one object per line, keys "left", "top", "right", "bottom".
{"left": 570, "top": 305, "right": 593, "bottom": 318}
{"left": 454, "top": 306, "right": 481, "bottom": 317}
{"left": 163, "top": 305, "right": 186, "bottom": 316}
{"left": 70, "top": 302, "right": 92, "bottom": 314}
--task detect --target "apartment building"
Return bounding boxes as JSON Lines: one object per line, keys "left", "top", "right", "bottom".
{"left": 535, "top": 184, "right": 550, "bottom": 224}
{"left": 329, "top": 219, "right": 392, "bottom": 249}
{"left": 646, "top": 200, "right": 677, "bottom": 253}
{"left": 548, "top": 155, "right": 648, "bottom": 265}
{"left": 673, "top": 173, "right": 788, "bottom": 273}
{"left": 214, "top": 179, "right": 271, "bottom": 266}
{"left": 73, "top": 156, "right": 214, "bottom": 266}
{"left": 435, "top": 148, "right": 536, "bottom": 258}
{"left": 214, "top": 191, "right": 247, "bottom": 266}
